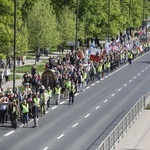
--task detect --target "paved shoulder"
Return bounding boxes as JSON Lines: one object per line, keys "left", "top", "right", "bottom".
{"left": 114, "top": 109, "right": 150, "bottom": 150}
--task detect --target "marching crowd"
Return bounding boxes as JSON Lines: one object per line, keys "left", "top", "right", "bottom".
{"left": 0, "top": 36, "right": 150, "bottom": 129}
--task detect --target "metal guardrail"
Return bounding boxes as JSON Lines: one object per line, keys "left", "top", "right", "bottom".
{"left": 96, "top": 91, "right": 150, "bottom": 150}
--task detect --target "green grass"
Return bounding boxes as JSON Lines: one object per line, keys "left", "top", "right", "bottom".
{"left": 9, "top": 74, "right": 22, "bottom": 81}
{"left": 15, "top": 64, "right": 45, "bottom": 73}
{"left": 18, "top": 85, "right": 26, "bottom": 91}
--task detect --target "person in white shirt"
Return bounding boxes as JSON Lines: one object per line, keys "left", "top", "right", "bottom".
{"left": 4, "top": 67, "right": 10, "bottom": 83}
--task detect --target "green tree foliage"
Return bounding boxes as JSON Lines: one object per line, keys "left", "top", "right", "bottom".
{"left": 27, "top": 0, "right": 59, "bottom": 51}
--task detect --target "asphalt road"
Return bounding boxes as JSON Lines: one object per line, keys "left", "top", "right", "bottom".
{"left": 0, "top": 52, "right": 150, "bottom": 150}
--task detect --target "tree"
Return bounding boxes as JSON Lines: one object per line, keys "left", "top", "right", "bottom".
{"left": 27, "top": 1, "right": 59, "bottom": 51}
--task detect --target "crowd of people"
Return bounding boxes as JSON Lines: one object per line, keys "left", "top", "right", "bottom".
{"left": 0, "top": 35, "right": 150, "bottom": 129}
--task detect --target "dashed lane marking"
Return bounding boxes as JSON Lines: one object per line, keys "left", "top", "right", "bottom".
{"left": 43, "top": 147, "right": 49, "bottom": 150}
{"left": 95, "top": 106, "right": 100, "bottom": 109}
{"left": 104, "top": 99, "right": 108, "bottom": 103}
{"left": 91, "top": 84, "right": 95, "bottom": 86}
{"left": 85, "top": 86, "right": 90, "bottom": 89}
{"left": 96, "top": 81, "right": 100, "bottom": 83}
{"left": 101, "top": 78, "right": 104, "bottom": 81}
{"left": 72, "top": 123, "right": 79, "bottom": 128}
{"left": 4, "top": 131, "right": 15, "bottom": 136}
{"left": 134, "top": 76, "right": 136, "bottom": 79}
{"left": 142, "top": 70, "right": 144, "bottom": 72}
{"left": 145, "top": 67, "right": 148, "bottom": 69}
{"left": 109, "top": 74, "right": 112, "bottom": 76}
{"left": 84, "top": 114, "right": 90, "bottom": 118}
{"left": 57, "top": 134, "right": 65, "bottom": 139}
{"left": 105, "top": 76, "right": 108, "bottom": 78}
{"left": 138, "top": 73, "right": 141, "bottom": 75}
{"left": 118, "top": 88, "right": 121, "bottom": 91}
{"left": 111, "top": 94, "right": 115, "bottom": 97}
{"left": 59, "top": 101, "right": 65, "bottom": 104}
{"left": 75, "top": 93, "right": 79, "bottom": 96}
{"left": 124, "top": 84, "right": 127, "bottom": 87}
{"left": 51, "top": 106, "right": 58, "bottom": 110}
{"left": 129, "top": 80, "right": 132, "bottom": 82}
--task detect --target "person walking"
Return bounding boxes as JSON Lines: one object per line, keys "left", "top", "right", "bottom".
{"left": 54, "top": 84, "right": 61, "bottom": 105}
{"left": 21, "top": 99, "right": 29, "bottom": 127}
{"left": 4, "top": 66, "right": 10, "bottom": 83}
{"left": 31, "top": 100, "right": 38, "bottom": 128}
{"left": 68, "top": 83, "right": 76, "bottom": 105}
{"left": 46, "top": 86, "right": 52, "bottom": 110}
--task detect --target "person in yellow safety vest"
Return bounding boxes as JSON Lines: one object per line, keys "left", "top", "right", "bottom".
{"left": 40, "top": 91, "right": 48, "bottom": 115}
{"left": 68, "top": 83, "right": 76, "bottom": 105}
{"left": 65, "top": 79, "right": 71, "bottom": 98}
{"left": 83, "top": 70, "right": 87, "bottom": 87}
{"left": 128, "top": 51, "right": 133, "bottom": 65}
{"left": 97, "top": 63, "right": 102, "bottom": 80}
{"left": 55, "top": 84, "right": 61, "bottom": 105}
{"left": 22, "top": 99, "right": 29, "bottom": 127}
{"left": 46, "top": 86, "right": 52, "bottom": 110}
{"left": 106, "top": 60, "right": 111, "bottom": 74}
{"left": 11, "top": 100, "right": 19, "bottom": 129}
{"left": 33, "top": 93, "right": 40, "bottom": 118}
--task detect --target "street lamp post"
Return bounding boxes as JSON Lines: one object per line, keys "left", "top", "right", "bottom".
{"left": 75, "top": 0, "right": 79, "bottom": 50}
{"left": 108, "top": 0, "right": 110, "bottom": 42}
{"left": 13, "top": 0, "right": 17, "bottom": 93}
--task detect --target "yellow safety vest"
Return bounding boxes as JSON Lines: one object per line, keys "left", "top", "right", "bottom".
{"left": 22, "top": 104, "right": 29, "bottom": 113}
{"left": 55, "top": 87, "right": 61, "bottom": 95}
{"left": 46, "top": 90, "right": 52, "bottom": 97}
{"left": 33, "top": 98, "right": 40, "bottom": 107}
{"left": 98, "top": 65, "right": 102, "bottom": 72}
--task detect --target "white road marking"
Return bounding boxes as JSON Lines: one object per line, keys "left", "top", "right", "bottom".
{"left": 129, "top": 80, "right": 132, "bottom": 82}
{"left": 118, "top": 88, "right": 121, "bottom": 91}
{"left": 72, "top": 123, "right": 79, "bottom": 128}
{"left": 142, "top": 70, "right": 144, "bottom": 72}
{"left": 43, "top": 147, "right": 49, "bottom": 150}
{"left": 111, "top": 94, "right": 115, "bottom": 97}
{"left": 104, "top": 99, "right": 108, "bottom": 103}
{"left": 124, "top": 84, "right": 127, "bottom": 87}
{"left": 105, "top": 76, "right": 108, "bottom": 78}
{"left": 4, "top": 131, "right": 15, "bottom": 136}
{"left": 149, "top": 65, "right": 150, "bottom": 67}
{"left": 95, "top": 106, "right": 100, "bottom": 109}
{"left": 134, "top": 76, "right": 136, "bottom": 79}
{"left": 84, "top": 114, "right": 90, "bottom": 118}
{"left": 46, "top": 111, "right": 48, "bottom": 114}
{"left": 85, "top": 86, "right": 90, "bottom": 89}
{"left": 145, "top": 67, "right": 148, "bottom": 69}
{"left": 109, "top": 74, "right": 112, "bottom": 76}
{"left": 138, "top": 73, "right": 141, "bottom": 75}
{"left": 75, "top": 93, "right": 79, "bottom": 96}
{"left": 91, "top": 84, "right": 95, "bottom": 86}
{"left": 96, "top": 81, "right": 100, "bottom": 83}
{"left": 57, "top": 134, "right": 65, "bottom": 139}
{"left": 101, "top": 78, "right": 104, "bottom": 81}
{"left": 51, "top": 106, "right": 58, "bottom": 110}
{"left": 59, "top": 101, "right": 65, "bottom": 104}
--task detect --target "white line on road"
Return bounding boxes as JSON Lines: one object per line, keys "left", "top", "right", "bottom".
{"left": 85, "top": 86, "right": 90, "bottom": 89}
{"left": 111, "top": 94, "right": 115, "bottom": 97}
{"left": 57, "top": 134, "right": 65, "bottom": 139}
{"left": 118, "top": 88, "right": 121, "bottom": 91}
{"left": 142, "top": 70, "right": 144, "bottom": 72}
{"left": 59, "top": 101, "right": 65, "bottom": 104}
{"left": 134, "top": 76, "right": 136, "bottom": 79}
{"left": 101, "top": 78, "right": 104, "bottom": 81}
{"left": 138, "top": 73, "right": 141, "bottom": 75}
{"left": 109, "top": 74, "right": 112, "bottom": 76}
{"left": 95, "top": 106, "right": 100, "bottom": 109}
{"left": 84, "top": 114, "right": 90, "bottom": 118}
{"left": 72, "top": 123, "right": 79, "bottom": 128}
{"left": 43, "top": 147, "right": 49, "bottom": 150}
{"left": 105, "top": 76, "right": 108, "bottom": 78}
{"left": 124, "top": 84, "right": 127, "bottom": 87}
{"left": 91, "top": 84, "right": 95, "bottom": 86}
{"left": 104, "top": 99, "right": 108, "bottom": 103}
{"left": 96, "top": 81, "right": 100, "bottom": 83}
{"left": 149, "top": 65, "right": 150, "bottom": 67}
{"left": 145, "top": 67, "right": 148, "bottom": 69}
{"left": 4, "top": 131, "right": 15, "bottom": 136}
{"left": 75, "top": 93, "right": 79, "bottom": 96}
{"left": 129, "top": 80, "right": 132, "bottom": 82}
{"left": 51, "top": 106, "right": 58, "bottom": 110}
